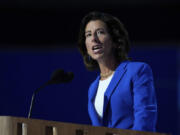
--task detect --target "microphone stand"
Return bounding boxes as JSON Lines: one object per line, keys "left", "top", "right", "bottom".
{"left": 28, "top": 81, "right": 53, "bottom": 119}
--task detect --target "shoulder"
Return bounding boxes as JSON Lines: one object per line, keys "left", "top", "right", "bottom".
{"left": 88, "top": 75, "right": 100, "bottom": 97}
{"left": 118, "top": 61, "right": 153, "bottom": 78}
{"left": 126, "top": 61, "right": 151, "bottom": 70}
{"left": 125, "top": 61, "right": 152, "bottom": 72}
{"left": 90, "top": 75, "right": 100, "bottom": 85}
{"left": 125, "top": 61, "right": 154, "bottom": 81}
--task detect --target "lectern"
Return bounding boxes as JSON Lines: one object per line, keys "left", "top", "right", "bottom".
{"left": 0, "top": 116, "right": 169, "bottom": 135}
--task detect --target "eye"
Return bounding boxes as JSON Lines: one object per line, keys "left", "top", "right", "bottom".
{"left": 85, "top": 33, "right": 91, "bottom": 38}
{"left": 97, "top": 30, "right": 105, "bottom": 35}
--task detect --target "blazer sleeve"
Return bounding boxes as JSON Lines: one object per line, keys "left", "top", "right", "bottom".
{"left": 132, "top": 63, "right": 157, "bottom": 131}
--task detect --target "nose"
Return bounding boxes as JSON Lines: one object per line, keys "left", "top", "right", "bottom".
{"left": 91, "top": 33, "right": 99, "bottom": 43}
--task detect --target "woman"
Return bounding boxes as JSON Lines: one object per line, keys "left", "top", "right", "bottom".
{"left": 78, "top": 11, "right": 157, "bottom": 131}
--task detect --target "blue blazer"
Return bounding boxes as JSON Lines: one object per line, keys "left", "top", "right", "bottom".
{"left": 88, "top": 61, "right": 157, "bottom": 131}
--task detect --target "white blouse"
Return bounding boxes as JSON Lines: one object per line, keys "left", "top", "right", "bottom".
{"left": 94, "top": 73, "right": 114, "bottom": 118}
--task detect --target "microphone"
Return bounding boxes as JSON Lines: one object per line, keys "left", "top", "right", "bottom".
{"left": 48, "top": 69, "right": 74, "bottom": 84}
{"left": 28, "top": 69, "right": 74, "bottom": 118}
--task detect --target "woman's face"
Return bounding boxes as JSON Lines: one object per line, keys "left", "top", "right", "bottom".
{"left": 85, "top": 20, "right": 114, "bottom": 62}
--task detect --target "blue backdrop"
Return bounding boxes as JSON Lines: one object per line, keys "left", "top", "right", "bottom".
{"left": 0, "top": 45, "right": 178, "bottom": 135}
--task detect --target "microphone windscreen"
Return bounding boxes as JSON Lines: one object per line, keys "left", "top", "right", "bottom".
{"left": 65, "top": 72, "right": 74, "bottom": 82}
{"left": 50, "top": 69, "right": 74, "bottom": 84}
{"left": 50, "top": 69, "right": 64, "bottom": 81}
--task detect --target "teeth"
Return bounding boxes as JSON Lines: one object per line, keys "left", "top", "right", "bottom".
{"left": 93, "top": 45, "right": 102, "bottom": 50}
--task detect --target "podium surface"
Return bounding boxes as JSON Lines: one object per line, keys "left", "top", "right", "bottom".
{"left": 0, "top": 116, "right": 169, "bottom": 135}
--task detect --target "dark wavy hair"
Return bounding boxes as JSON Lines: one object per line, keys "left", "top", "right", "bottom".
{"left": 78, "top": 11, "right": 130, "bottom": 71}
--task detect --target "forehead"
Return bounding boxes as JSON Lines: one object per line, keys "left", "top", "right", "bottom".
{"left": 85, "top": 20, "right": 107, "bottom": 32}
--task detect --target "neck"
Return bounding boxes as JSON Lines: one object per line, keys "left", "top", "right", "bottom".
{"left": 97, "top": 56, "right": 118, "bottom": 80}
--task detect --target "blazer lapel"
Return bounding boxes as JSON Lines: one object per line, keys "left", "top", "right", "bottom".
{"left": 102, "top": 61, "right": 128, "bottom": 118}
{"left": 88, "top": 76, "right": 102, "bottom": 125}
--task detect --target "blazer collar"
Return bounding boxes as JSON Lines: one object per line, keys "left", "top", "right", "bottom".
{"left": 102, "top": 61, "right": 128, "bottom": 117}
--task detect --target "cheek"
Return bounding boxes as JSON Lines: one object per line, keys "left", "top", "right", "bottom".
{"left": 85, "top": 39, "right": 91, "bottom": 52}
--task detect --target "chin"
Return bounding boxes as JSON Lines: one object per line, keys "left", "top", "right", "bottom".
{"left": 92, "top": 56, "right": 104, "bottom": 62}
{"left": 90, "top": 52, "right": 105, "bottom": 61}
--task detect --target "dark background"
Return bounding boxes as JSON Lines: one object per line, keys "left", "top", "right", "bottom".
{"left": 0, "top": 1, "right": 179, "bottom": 135}
{"left": 0, "top": 0, "right": 179, "bottom": 46}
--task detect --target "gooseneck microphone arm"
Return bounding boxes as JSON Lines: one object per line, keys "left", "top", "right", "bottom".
{"left": 27, "top": 69, "right": 74, "bottom": 119}
{"left": 28, "top": 82, "right": 50, "bottom": 118}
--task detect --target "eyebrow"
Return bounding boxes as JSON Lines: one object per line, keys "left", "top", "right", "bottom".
{"left": 85, "top": 30, "right": 91, "bottom": 34}
{"left": 85, "top": 28, "right": 105, "bottom": 34}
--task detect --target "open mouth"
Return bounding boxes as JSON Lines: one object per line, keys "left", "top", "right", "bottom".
{"left": 92, "top": 45, "right": 103, "bottom": 52}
